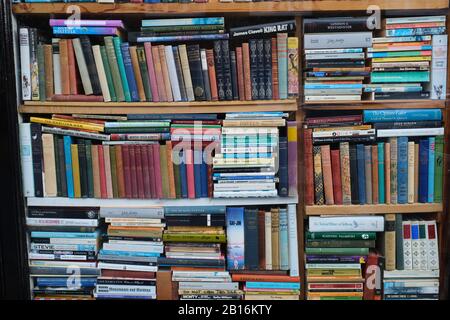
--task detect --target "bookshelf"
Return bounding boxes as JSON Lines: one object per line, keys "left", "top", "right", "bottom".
{"left": 6, "top": 0, "right": 450, "bottom": 301}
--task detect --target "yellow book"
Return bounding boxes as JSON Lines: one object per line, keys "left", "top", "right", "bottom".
{"left": 307, "top": 269, "right": 361, "bottom": 276}
{"left": 30, "top": 117, "right": 104, "bottom": 132}
{"left": 372, "top": 56, "right": 432, "bottom": 63}
{"left": 167, "top": 226, "right": 224, "bottom": 232}
{"left": 308, "top": 291, "right": 363, "bottom": 297}
{"left": 313, "top": 125, "right": 372, "bottom": 132}
{"left": 71, "top": 144, "right": 81, "bottom": 198}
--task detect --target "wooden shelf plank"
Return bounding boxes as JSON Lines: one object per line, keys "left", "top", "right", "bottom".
{"left": 305, "top": 203, "right": 443, "bottom": 215}
{"left": 19, "top": 99, "right": 298, "bottom": 114}
{"left": 26, "top": 195, "right": 299, "bottom": 207}
{"left": 302, "top": 100, "right": 446, "bottom": 110}
{"left": 12, "top": 0, "right": 449, "bottom": 15}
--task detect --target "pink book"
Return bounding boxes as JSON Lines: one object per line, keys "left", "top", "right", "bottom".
{"left": 144, "top": 42, "right": 160, "bottom": 102}
{"left": 129, "top": 145, "right": 138, "bottom": 199}
{"left": 185, "top": 148, "right": 195, "bottom": 199}
{"left": 103, "top": 145, "right": 113, "bottom": 199}
{"left": 97, "top": 145, "right": 107, "bottom": 199}
{"left": 135, "top": 145, "right": 145, "bottom": 199}
{"left": 141, "top": 145, "right": 151, "bottom": 199}
{"left": 151, "top": 45, "right": 167, "bottom": 102}
{"left": 152, "top": 144, "right": 163, "bottom": 199}
{"left": 147, "top": 144, "right": 156, "bottom": 199}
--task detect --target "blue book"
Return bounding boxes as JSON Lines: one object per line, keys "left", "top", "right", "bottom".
{"left": 36, "top": 277, "right": 97, "bottom": 288}
{"left": 304, "top": 84, "right": 363, "bottom": 89}
{"left": 356, "top": 144, "right": 366, "bottom": 204}
{"left": 144, "top": 0, "right": 161, "bottom": 3}
{"left": 30, "top": 231, "right": 98, "bottom": 238}
{"left": 99, "top": 250, "right": 160, "bottom": 257}
{"left": 120, "top": 42, "right": 140, "bottom": 102}
{"left": 226, "top": 207, "right": 245, "bottom": 270}
{"left": 142, "top": 17, "right": 224, "bottom": 28}
{"left": 222, "top": 153, "right": 273, "bottom": 159}
{"left": 165, "top": 206, "right": 226, "bottom": 215}
{"left": 428, "top": 137, "right": 435, "bottom": 203}
{"left": 52, "top": 26, "right": 120, "bottom": 36}
{"left": 364, "top": 86, "right": 423, "bottom": 93}
{"left": 213, "top": 174, "right": 275, "bottom": 180}
{"left": 200, "top": 157, "right": 208, "bottom": 198}
{"left": 397, "top": 137, "right": 408, "bottom": 204}
{"left": 386, "top": 27, "right": 446, "bottom": 37}
{"left": 178, "top": 150, "right": 188, "bottom": 198}
{"left": 63, "top": 136, "right": 74, "bottom": 198}
{"left": 245, "top": 281, "right": 300, "bottom": 290}
{"left": 279, "top": 208, "right": 289, "bottom": 270}
{"left": 135, "top": 34, "right": 229, "bottom": 43}
{"left": 244, "top": 208, "right": 259, "bottom": 270}
{"left": 112, "top": 37, "right": 131, "bottom": 102}
{"left": 418, "top": 139, "right": 429, "bottom": 203}
{"left": 193, "top": 149, "right": 202, "bottom": 198}
{"left": 278, "top": 137, "right": 288, "bottom": 197}
{"left": 378, "top": 142, "right": 385, "bottom": 204}
{"left": 363, "top": 109, "right": 442, "bottom": 122}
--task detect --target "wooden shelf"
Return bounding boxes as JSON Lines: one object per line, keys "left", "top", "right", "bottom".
{"left": 305, "top": 203, "right": 443, "bottom": 215}
{"left": 26, "top": 195, "right": 298, "bottom": 207}
{"left": 19, "top": 99, "right": 298, "bottom": 114}
{"left": 302, "top": 99, "right": 446, "bottom": 110}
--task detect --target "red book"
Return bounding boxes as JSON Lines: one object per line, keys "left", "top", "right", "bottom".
{"left": 304, "top": 129, "right": 314, "bottom": 205}
{"left": 306, "top": 115, "right": 363, "bottom": 125}
{"left": 135, "top": 145, "right": 145, "bottom": 199}
{"left": 141, "top": 145, "right": 151, "bottom": 199}
{"left": 97, "top": 145, "right": 107, "bottom": 199}
{"left": 130, "top": 0, "right": 143, "bottom": 3}
{"left": 171, "top": 120, "right": 222, "bottom": 125}
{"left": 185, "top": 148, "right": 195, "bottom": 199}
{"left": 206, "top": 49, "right": 218, "bottom": 101}
{"left": 152, "top": 144, "right": 163, "bottom": 199}
{"left": 67, "top": 39, "right": 78, "bottom": 95}
{"left": 242, "top": 42, "right": 252, "bottom": 101}
{"left": 235, "top": 46, "right": 245, "bottom": 101}
{"left": 129, "top": 145, "right": 138, "bottom": 199}
{"left": 144, "top": 42, "right": 160, "bottom": 102}
{"left": 271, "top": 37, "right": 279, "bottom": 100}
{"left": 121, "top": 145, "right": 132, "bottom": 199}
{"left": 331, "top": 149, "right": 343, "bottom": 205}
{"left": 147, "top": 144, "right": 156, "bottom": 199}
{"left": 363, "top": 252, "right": 382, "bottom": 300}
{"left": 207, "top": 164, "right": 213, "bottom": 198}
{"left": 101, "top": 270, "right": 155, "bottom": 279}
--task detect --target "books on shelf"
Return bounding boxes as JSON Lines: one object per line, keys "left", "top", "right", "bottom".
{"left": 303, "top": 109, "right": 444, "bottom": 206}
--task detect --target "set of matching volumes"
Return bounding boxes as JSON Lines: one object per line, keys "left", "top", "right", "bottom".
{"left": 304, "top": 109, "right": 444, "bottom": 206}
{"left": 305, "top": 215, "right": 385, "bottom": 300}
{"left": 368, "top": 16, "right": 447, "bottom": 100}
{"left": 26, "top": 207, "right": 100, "bottom": 300}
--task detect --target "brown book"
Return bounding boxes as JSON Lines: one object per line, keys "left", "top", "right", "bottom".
{"left": 43, "top": 45, "right": 54, "bottom": 99}
{"left": 129, "top": 145, "right": 138, "bottom": 198}
{"left": 102, "top": 270, "right": 155, "bottom": 279}
{"left": 330, "top": 149, "right": 343, "bottom": 205}
{"left": 58, "top": 39, "right": 70, "bottom": 95}
{"left": 91, "top": 144, "right": 101, "bottom": 198}
{"left": 304, "top": 128, "right": 314, "bottom": 206}
{"left": 166, "top": 141, "right": 176, "bottom": 199}
{"left": 157, "top": 270, "right": 178, "bottom": 300}
{"left": 49, "top": 94, "right": 103, "bottom": 102}
{"left": 151, "top": 45, "right": 167, "bottom": 102}
{"left": 134, "top": 145, "right": 145, "bottom": 199}
{"left": 235, "top": 46, "right": 245, "bottom": 100}
{"left": 42, "top": 133, "right": 57, "bottom": 197}
{"left": 339, "top": 142, "right": 351, "bottom": 205}
{"left": 414, "top": 143, "right": 419, "bottom": 203}
{"left": 385, "top": 142, "right": 391, "bottom": 204}
{"left": 103, "top": 145, "right": 113, "bottom": 199}
{"left": 109, "top": 145, "right": 118, "bottom": 198}
{"left": 115, "top": 145, "right": 126, "bottom": 198}
{"left": 257, "top": 209, "right": 266, "bottom": 270}
{"left": 158, "top": 45, "right": 173, "bottom": 102}
{"left": 271, "top": 37, "right": 279, "bottom": 100}
{"left": 140, "top": 145, "right": 151, "bottom": 199}
{"left": 72, "top": 144, "right": 81, "bottom": 198}
{"left": 384, "top": 213, "right": 396, "bottom": 271}
{"left": 321, "top": 145, "right": 334, "bottom": 205}
{"left": 271, "top": 208, "right": 280, "bottom": 270}
{"left": 206, "top": 49, "right": 218, "bottom": 101}
{"left": 207, "top": 164, "right": 213, "bottom": 198}
{"left": 242, "top": 42, "right": 252, "bottom": 101}
{"left": 121, "top": 145, "right": 132, "bottom": 199}
{"left": 67, "top": 39, "right": 78, "bottom": 95}
{"left": 130, "top": 46, "right": 146, "bottom": 102}
{"left": 372, "top": 145, "right": 379, "bottom": 204}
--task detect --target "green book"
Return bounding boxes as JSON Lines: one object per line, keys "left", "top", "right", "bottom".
{"left": 370, "top": 51, "right": 430, "bottom": 58}
{"left": 104, "top": 36, "right": 125, "bottom": 102}
{"left": 54, "top": 135, "right": 62, "bottom": 197}
{"left": 104, "top": 127, "right": 170, "bottom": 134}
{"left": 159, "top": 144, "right": 170, "bottom": 198}
{"left": 136, "top": 46, "right": 152, "bottom": 101}
{"left": 306, "top": 240, "right": 376, "bottom": 248}
{"left": 100, "top": 45, "right": 117, "bottom": 102}
{"left": 371, "top": 71, "right": 430, "bottom": 83}
{"left": 37, "top": 44, "right": 46, "bottom": 101}
{"left": 163, "top": 233, "right": 227, "bottom": 243}
{"left": 434, "top": 135, "right": 444, "bottom": 202}
{"left": 112, "top": 36, "right": 131, "bottom": 102}
{"left": 305, "top": 247, "right": 370, "bottom": 255}
{"left": 84, "top": 140, "right": 94, "bottom": 198}
{"left": 173, "top": 162, "right": 181, "bottom": 199}
{"left": 110, "top": 145, "right": 118, "bottom": 199}
{"left": 306, "top": 232, "right": 376, "bottom": 240}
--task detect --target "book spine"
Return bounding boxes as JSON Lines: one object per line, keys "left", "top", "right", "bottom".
{"left": 206, "top": 48, "right": 218, "bottom": 101}
{"left": 287, "top": 121, "right": 298, "bottom": 197}
{"left": 29, "top": 28, "right": 39, "bottom": 100}
{"left": 364, "top": 145, "right": 373, "bottom": 204}
{"left": 136, "top": 46, "right": 152, "bottom": 101}
{"left": 385, "top": 142, "right": 391, "bottom": 204}
{"left": 72, "top": 38, "right": 92, "bottom": 95}
{"left": 226, "top": 207, "right": 245, "bottom": 270}
{"left": 130, "top": 46, "right": 146, "bottom": 102}
{"left": 37, "top": 44, "right": 46, "bottom": 101}
{"left": 200, "top": 49, "right": 212, "bottom": 101}
{"left": 407, "top": 141, "right": 415, "bottom": 203}
{"left": 71, "top": 144, "right": 81, "bottom": 198}
{"left": 249, "top": 39, "right": 259, "bottom": 100}
{"left": 321, "top": 145, "right": 334, "bottom": 205}
{"left": 58, "top": 39, "right": 70, "bottom": 95}
{"left": 313, "top": 146, "right": 325, "bottom": 205}
{"left": 257, "top": 210, "right": 265, "bottom": 270}
{"left": 80, "top": 36, "right": 102, "bottom": 95}
{"left": 349, "top": 144, "right": 359, "bottom": 205}
{"left": 67, "top": 39, "right": 78, "bottom": 95}
{"left": 271, "top": 209, "right": 280, "bottom": 270}
{"left": 159, "top": 45, "right": 173, "bottom": 102}
{"left": 340, "top": 142, "right": 351, "bottom": 205}
{"left": 277, "top": 33, "right": 288, "bottom": 99}
{"left": 100, "top": 45, "right": 117, "bottom": 101}
{"left": 213, "top": 40, "right": 225, "bottom": 101}
{"left": 263, "top": 39, "right": 273, "bottom": 100}
{"left": 426, "top": 221, "right": 439, "bottom": 270}
{"left": 91, "top": 144, "right": 100, "bottom": 198}
{"left": 287, "top": 37, "right": 299, "bottom": 98}
{"left": 264, "top": 211, "right": 272, "bottom": 270}
{"left": 356, "top": 144, "right": 366, "bottom": 204}
{"left": 395, "top": 214, "right": 404, "bottom": 270}
{"left": 120, "top": 43, "right": 140, "bottom": 102}
{"left": 429, "top": 34, "right": 447, "bottom": 99}
{"left": 165, "top": 45, "right": 182, "bottom": 102}
{"left": 52, "top": 38, "right": 61, "bottom": 95}
{"left": 371, "top": 145, "right": 379, "bottom": 204}
{"left": 30, "top": 124, "right": 43, "bottom": 197}
{"left": 278, "top": 137, "right": 288, "bottom": 197}
{"left": 173, "top": 46, "right": 187, "bottom": 102}
{"left": 221, "top": 40, "right": 233, "bottom": 101}
{"left": 143, "top": 42, "right": 160, "bottom": 102}
{"left": 178, "top": 44, "right": 195, "bottom": 102}
{"left": 19, "top": 124, "right": 35, "bottom": 196}
{"left": 230, "top": 50, "right": 239, "bottom": 100}
{"left": 389, "top": 137, "right": 398, "bottom": 204}
{"left": 43, "top": 44, "right": 54, "bottom": 100}
{"left": 287, "top": 205, "right": 299, "bottom": 276}
{"left": 256, "top": 39, "right": 265, "bottom": 100}
{"left": 19, "top": 28, "right": 31, "bottom": 100}
{"left": 244, "top": 209, "right": 259, "bottom": 270}
{"left": 187, "top": 44, "right": 206, "bottom": 101}
{"left": 279, "top": 209, "right": 289, "bottom": 270}
{"left": 434, "top": 136, "right": 444, "bottom": 202}
{"left": 397, "top": 137, "right": 408, "bottom": 204}
{"left": 113, "top": 37, "right": 131, "bottom": 102}
{"left": 42, "top": 134, "right": 57, "bottom": 197}
{"left": 428, "top": 137, "right": 435, "bottom": 202}
{"left": 92, "top": 45, "right": 111, "bottom": 102}
{"left": 414, "top": 144, "right": 420, "bottom": 203}
{"left": 330, "top": 149, "right": 342, "bottom": 205}
{"left": 104, "top": 36, "right": 125, "bottom": 102}
{"left": 271, "top": 37, "right": 279, "bottom": 100}
{"left": 378, "top": 142, "right": 385, "bottom": 204}
{"left": 402, "top": 221, "right": 413, "bottom": 270}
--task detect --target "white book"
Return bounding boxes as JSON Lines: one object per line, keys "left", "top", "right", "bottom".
{"left": 30, "top": 243, "right": 98, "bottom": 251}
{"left": 384, "top": 279, "right": 439, "bottom": 286}
{"left": 213, "top": 190, "right": 278, "bottom": 198}
{"left": 96, "top": 285, "right": 156, "bottom": 294}
{"left": 411, "top": 220, "right": 421, "bottom": 270}
{"left": 102, "top": 243, "right": 164, "bottom": 254}
{"left": 97, "top": 262, "right": 158, "bottom": 272}
{"left": 172, "top": 271, "right": 230, "bottom": 277}
{"left": 222, "top": 127, "right": 279, "bottom": 135}
{"left": 377, "top": 127, "right": 444, "bottom": 138}
{"left": 41, "top": 133, "right": 57, "bottom": 197}
{"left": 304, "top": 48, "right": 363, "bottom": 54}
{"left": 28, "top": 253, "right": 87, "bottom": 261}
{"left": 216, "top": 179, "right": 275, "bottom": 184}
{"left": 221, "top": 146, "right": 274, "bottom": 154}
{"left": 29, "top": 260, "right": 97, "bottom": 268}
{"left": 304, "top": 89, "right": 362, "bottom": 95}
{"left": 107, "top": 240, "right": 162, "bottom": 246}
{"left": 287, "top": 205, "right": 299, "bottom": 277}
{"left": 305, "top": 95, "right": 361, "bottom": 101}
{"left": 308, "top": 216, "right": 385, "bottom": 232}
{"left": 109, "top": 222, "right": 166, "bottom": 227}
{"left": 385, "top": 16, "right": 446, "bottom": 24}
{"left": 403, "top": 221, "right": 413, "bottom": 270}
{"left": 52, "top": 38, "right": 62, "bottom": 95}
{"left": 372, "top": 62, "right": 429, "bottom": 68}
{"left": 165, "top": 45, "right": 182, "bottom": 102}
{"left": 305, "top": 52, "right": 365, "bottom": 60}
{"left": 213, "top": 171, "right": 275, "bottom": 177}
{"left": 178, "top": 44, "right": 195, "bottom": 101}
{"left": 19, "top": 28, "right": 31, "bottom": 100}
{"left": 304, "top": 32, "right": 372, "bottom": 49}
{"left": 264, "top": 211, "right": 272, "bottom": 270}
{"left": 383, "top": 269, "right": 439, "bottom": 279}
{"left": 419, "top": 221, "right": 428, "bottom": 270}
{"left": 213, "top": 182, "right": 275, "bottom": 191}
{"left": 19, "top": 123, "right": 35, "bottom": 197}
{"left": 26, "top": 218, "right": 99, "bottom": 227}
{"left": 105, "top": 218, "right": 162, "bottom": 223}
{"left": 312, "top": 129, "right": 375, "bottom": 138}
{"left": 97, "top": 0, "right": 115, "bottom": 3}
{"left": 428, "top": 34, "right": 448, "bottom": 99}
{"left": 99, "top": 207, "right": 164, "bottom": 219}
{"left": 72, "top": 38, "right": 93, "bottom": 95}
{"left": 92, "top": 45, "right": 111, "bottom": 102}
{"left": 372, "top": 36, "right": 432, "bottom": 44}
{"left": 426, "top": 220, "right": 440, "bottom": 271}
{"left": 178, "top": 282, "right": 238, "bottom": 290}
{"left": 407, "top": 142, "right": 415, "bottom": 204}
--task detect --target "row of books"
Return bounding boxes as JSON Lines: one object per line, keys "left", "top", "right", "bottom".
{"left": 304, "top": 109, "right": 444, "bottom": 206}
{"left": 17, "top": 0, "right": 209, "bottom": 3}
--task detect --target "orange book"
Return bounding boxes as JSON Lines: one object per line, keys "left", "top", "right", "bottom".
{"left": 91, "top": 144, "right": 101, "bottom": 198}
{"left": 115, "top": 145, "right": 126, "bottom": 198}
{"left": 43, "top": 44, "right": 54, "bottom": 99}
{"left": 206, "top": 49, "right": 218, "bottom": 101}
{"left": 321, "top": 145, "right": 334, "bottom": 205}
{"left": 166, "top": 141, "right": 176, "bottom": 199}
{"left": 371, "top": 145, "right": 379, "bottom": 204}
{"left": 58, "top": 39, "right": 70, "bottom": 95}
{"left": 242, "top": 42, "right": 252, "bottom": 101}
{"left": 158, "top": 45, "right": 173, "bottom": 102}
{"left": 67, "top": 39, "right": 78, "bottom": 95}
{"left": 151, "top": 46, "right": 167, "bottom": 102}
{"left": 231, "top": 274, "right": 300, "bottom": 282}
{"left": 129, "top": 46, "right": 146, "bottom": 102}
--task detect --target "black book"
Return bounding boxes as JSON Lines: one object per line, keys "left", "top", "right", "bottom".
{"left": 29, "top": 226, "right": 97, "bottom": 233}
{"left": 107, "top": 236, "right": 162, "bottom": 242}
{"left": 229, "top": 20, "right": 296, "bottom": 38}
{"left": 53, "top": 135, "right": 62, "bottom": 197}
{"left": 85, "top": 139, "right": 94, "bottom": 198}
{"left": 244, "top": 208, "right": 259, "bottom": 270}
{"left": 201, "top": 49, "right": 212, "bottom": 101}
{"left": 165, "top": 216, "right": 226, "bottom": 227}
{"left": 374, "top": 91, "right": 430, "bottom": 100}
{"left": 56, "top": 136, "right": 67, "bottom": 197}
{"left": 264, "top": 38, "right": 273, "bottom": 99}
{"left": 313, "top": 136, "right": 376, "bottom": 144}
{"left": 305, "top": 121, "right": 363, "bottom": 129}
{"left": 213, "top": 40, "right": 225, "bottom": 101}
{"left": 373, "top": 120, "right": 442, "bottom": 130}
{"left": 28, "top": 207, "right": 98, "bottom": 219}
{"left": 304, "top": 16, "right": 373, "bottom": 33}
{"left": 77, "top": 139, "right": 89, "bottom": 198}
{"left": 187, "top": 44, "right": 206, "bottom": 101}
{"left": 173, "top": 46, "right": 187, "bottom": 102}
{"left": 79, "top": 35, "right": 102, "bottom": 95}
{"left": 221, "top": 40, "right": 233, "bottom": 100}
{"left": 256, "top": 39, "right": 266, "bottom": 100}
{"left": 30, "top": 123, "right": 43, "bottom": 197}
{"left": 230, "top": 50, "right": 239, "bottom": 100}
{"left": 249, "top": 39, "right": 259, "bottom": 100}
{"left": 278, "top": 136, "right": 289, "bottom": 197}
{"left": 157, "top": 257, "right": 225, "bottom": 267}
{"left": 213, "top": 167, "right": 274, "bottom": 174}
{"left": 349, "top": 144, "right": 360, "bottom": 204}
